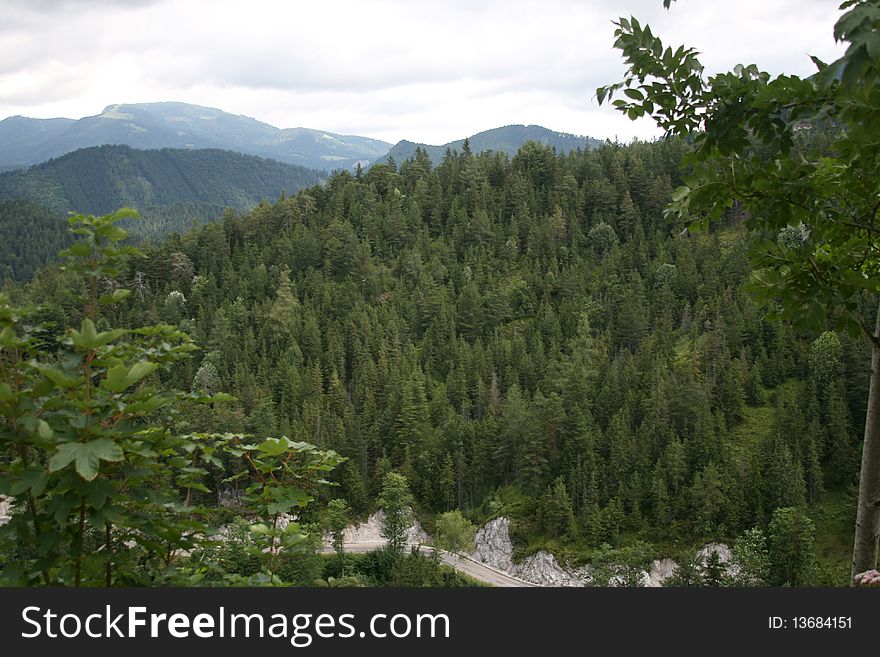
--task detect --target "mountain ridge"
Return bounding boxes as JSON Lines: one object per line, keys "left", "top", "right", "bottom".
{"left": 376, "top": 124, "right": 603, "bottom": 167}
{"left": 0, "top": 102, "right": 392, "bottom": 173}
{"left": 0, "top": 103, "right": 604, "bottom": 174}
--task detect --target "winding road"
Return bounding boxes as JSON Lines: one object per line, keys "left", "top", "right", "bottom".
{"left": 320, "top": 542, "right": 538, "bottom": 587}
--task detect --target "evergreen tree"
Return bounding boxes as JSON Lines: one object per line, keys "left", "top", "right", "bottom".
{"left": 326, "top": 498, "right": 351, "bottom": 564}
{"left": 767, "top": 507, "right": 816, "bottom": 586}
{"left": 540, "top": 476, "right": 575, "bottom": 538}
{"left": 378, "top": 472, "right": 414, "bottom": 554}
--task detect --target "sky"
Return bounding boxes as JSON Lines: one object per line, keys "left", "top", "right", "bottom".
{"left": 0, "top": 0, "right": 847, "bottom": 146}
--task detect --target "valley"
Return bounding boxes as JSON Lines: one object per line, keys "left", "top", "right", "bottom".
{"left": 0, "top": 132, "right": 862, "bottom": 587}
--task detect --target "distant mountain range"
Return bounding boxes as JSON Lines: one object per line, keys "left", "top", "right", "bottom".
{"left": 0, "top": 102, "right": 604, "bottom": 175}
{"left": 0, "top": 103, "right": 606, "bottom": 281}
{"left": 0, "top": 144, "right": 323, "bottom": 243}
{"left": 0, "top": 102, "right": 392, "bottom": 173}
{"left": 377, "top": 125, "right": 603, "bottom": 167}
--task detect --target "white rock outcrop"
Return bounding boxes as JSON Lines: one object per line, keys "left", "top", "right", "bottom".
{"left": 649, "top": 543, "right": 735, "bottom": 586}
{"left": 698, "top": 542, "right": 732, "bottom": 565}
{"left": 0, "top": 495, "right": 9, "bottom": 526}
{"left": 336, "top": 509, "right": 428, "bottom": 545}
{"left": 470, "top": 517, "right": 582, "bottom": 587}
{"left": 643, "top": 557, "right": 677, "bottom": 587}
{"left": 470, "top": 517, "right": 516, "bottom": 571}
{"left": 515, "top": 550, "right": 582, "bottom": 587}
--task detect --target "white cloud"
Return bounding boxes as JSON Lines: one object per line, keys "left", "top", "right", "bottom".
{"left": 0, "top": 0, "right": 847, "bottom": 145}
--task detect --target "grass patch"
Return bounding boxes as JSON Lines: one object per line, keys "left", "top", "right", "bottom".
{"left": 810, "top": 488, "right": 856, "bottom": 563}
{"left": 729, "top": 404, "right": 775, "bottom": 454}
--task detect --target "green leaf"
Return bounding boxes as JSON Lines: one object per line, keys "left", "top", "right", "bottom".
{"left": 59, "top": 242, "right": 92, "bottom": 258}
{"left": 102, "top": 365, "right": 129, "bottom": 393}
{"left": 0, "top": 382, "right": 13, "bottom": 401}
{"left": 126, "top": 360, "right": 157, "bottom": 386}
{"left": 10, "top": 466, "right": 48, "bottom": 497}
{"left": 0, "top": 326, "right": 16, "bottom": 347}
{"left": 624, "top": 87, "right": 644, "bottom": 100}
{"left": 254, "top": 436, "right": 293, "bottom": 456}
{"left": 671, "top": 185, "right": 691, "bottom": 202}
{"left": 125, "top": 394, "right": 172, "bottom": 414}
{"left": 94, "top": 222, "right": 129, "bottom": 243}
{"left": 48, "top": 443, "right": 79, "bottom": 473}
{"left": 31, "top": 363, "right": 79, "bottom": 388}
{"left": 266, "top": 486, "right": 312, "bottom": 514}
{"left": 49, "top": 439, "right": 124, "bottom": 481}
{"left": 101, "top": 360, "right": 158, "bottom": 393}
{"left": 70, "top": 319, "right": 126, "bottom": 350}
{"left": 98, "top": 289, "right": 132, "bottom": 306}
{"left": 36, "top": 419, "right": 53, "bottom": 441}
{"left": 87, "top": 478, "right": 116, "bottom": 510}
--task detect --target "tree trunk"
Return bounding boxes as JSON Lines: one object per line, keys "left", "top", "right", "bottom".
{"left": 852, "top": 301, "right": 880, "bottom": 584}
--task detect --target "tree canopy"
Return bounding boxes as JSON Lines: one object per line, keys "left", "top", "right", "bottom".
{"left": 598, "top": 0, "right": 880, "bottom": 583}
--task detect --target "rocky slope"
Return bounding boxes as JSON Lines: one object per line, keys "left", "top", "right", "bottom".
{"left": 328, "top": 509, "right": 428, "bottom": 546}
{"left": 469, "top": 516, "right": 732, "bottom": 587}
{"left": 470, "top": 517, "right": 582, "bottom": 586}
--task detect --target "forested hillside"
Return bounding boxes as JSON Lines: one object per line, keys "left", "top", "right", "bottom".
{"left": 22, "top": 139, "right": 867, "bottom": 583}
{"left": 0, "top": 144, "right": 324, "bottom": 253}
{"left": 0, "top": 200, "right": 72, "bottom": 283}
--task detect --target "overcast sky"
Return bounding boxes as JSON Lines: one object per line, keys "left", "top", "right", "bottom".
{"left": 0, "top": 0, "right": 846, "bottom": 145}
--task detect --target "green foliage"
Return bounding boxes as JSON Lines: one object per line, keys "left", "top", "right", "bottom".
{"left": 218, "top": 434, "right": 343, "bottom": 580}
{"left": 598, "top": 0, "right": 880, "bottom": 583}
{"left": 274, "top": 529, "right": 325, "bottom": 586}
{"left": 378, "top": 472, "right": 414, "bottom": 554}
{"left": 729, "top": 527, "right": 770, "bottom": 586}
{"left": 598, "top": 1, "right": 880, "bottom": 337}
{"left": 344, "top": 546, "right": 481, "bottom": 587}
{"left": 435, "top": 509, "right": 476, "bottom": 555}
{"left": 0, "top": 209, "right": 207, "bottom": 585}
{"left": 768, "top": 506, "right": 816, "bottom": 586}
{"left": 588, "top": 541, "right": 653, "bottom": 587}
{"left": 390, "top": 547, "right": 478, "bottom": 586}
{"left": 539, "top": 476, "right": 575, "bottom": 539}
{"left": 663, "top": 550, "right": 706, "bottom": 587}
{"left": 809, "top": 332, "right": 843, "bottom": 389}
{"left": 9, "top": 118, "right": 867, "bottom": 582}
{"left": 587, "top": 221, "right": 618, "bottom": 256}
{"left": 0, "top": 145, "right": 324, "bottom": 249}
{"left": 0, "top": 200, "right": 73, "bottom": 283}
{"left": 192, "top": 359, "right": 221, "bottom": 395}
{"left": 325, "top": 497, "right": 351, "bottom": 560}
{"left": 0, "top": 209, "right": 341, "bottom": 587}
{"left": 703, "top": 549, "right": 725, "bottom": 586}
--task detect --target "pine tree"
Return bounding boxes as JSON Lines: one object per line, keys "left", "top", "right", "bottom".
{"left": 540, "top": 476, "right": 575, "bottom": 538}
{"left": 767, "top": 507, "right": 815, "bottom": 586}
{"left": 703, "top": 549, "right": 725, "bottom": 587}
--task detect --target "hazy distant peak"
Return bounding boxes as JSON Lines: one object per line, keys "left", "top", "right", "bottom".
{"left": 376, "top": 124, "right": 601, "bottom": 168}
{"left": 0, "top": 101, "right": 392, "bottom": 172}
